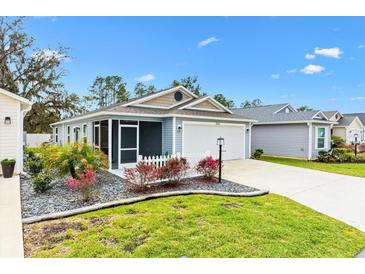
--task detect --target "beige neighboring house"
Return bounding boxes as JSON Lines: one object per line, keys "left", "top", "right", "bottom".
{"left": 323, "top": 111, "right": 364, "bottom": 144}
{"left": 0, "top": 88, "right": 32, "bottom": 175}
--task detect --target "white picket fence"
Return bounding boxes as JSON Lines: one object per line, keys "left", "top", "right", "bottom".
{"left": 138, "top": 153, "right": 181, "bottom": 167}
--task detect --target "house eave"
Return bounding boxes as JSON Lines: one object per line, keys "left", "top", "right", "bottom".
{"left": 254, "top": 120, "right": 335, "bottom": 125}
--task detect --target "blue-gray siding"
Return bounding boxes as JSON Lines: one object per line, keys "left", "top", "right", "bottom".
{"left": 252, "top": 124, "right": 309, "bottom": 158}
{"left": 162, "top": 117, "right": 173, "bottom": 154}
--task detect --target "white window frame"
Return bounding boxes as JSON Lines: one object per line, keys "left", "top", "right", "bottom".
{"left": 82, "top": 123, "right": 88, "bottom": 144}
{"left": 55, "top": 127, "right": 58, "bottom": 143}
{"left": 73, "top": 126, "right": 81, "bottom": 143}
{"left": 315, "top": 126, "right": 328, "bottom": 150}
{"left": 67, "top": 126, "right": 71, "bottom": 144}
{"left": 119, "top": 121, "right": 139, "bottom": 169}
{"left": 93, "top": 122, "right": 100, "bottom": 149}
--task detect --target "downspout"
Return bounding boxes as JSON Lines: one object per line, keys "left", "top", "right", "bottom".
{"left": 307, "top": 122, "right": 313, "bottom": 160}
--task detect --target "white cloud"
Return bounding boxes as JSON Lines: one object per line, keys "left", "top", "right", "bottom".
{"left": 197, "top": 37, "right": 220, "bottom": 48}
{"left": 350, "top": 97, "right": 365, "bottom": 101}
{"left": 314, "top": 47, "right": 343, "bottom": 59}
{"left": 31, "top": 49, "right": 66, "bottom": 61}
{"left": 136, "top": 73, "right": 155, "bottom": 82}
{"left": 305, "top": 54, "right": 315, "bottom": 60}
{"left": 286, "top": 69, "right": 297, "bottom": 74}
{"left": 301, "top": 64, "right": 325, "bottom": 75}
{"left": 271, "top": 74, "right": 280, "bottom": 79}
{"left": 358, "top": 44, "right": 365, "bottom": 49}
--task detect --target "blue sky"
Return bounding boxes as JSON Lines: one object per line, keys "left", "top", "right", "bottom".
{"left": 25, "top": 16, "right": 365, "bottom": 112}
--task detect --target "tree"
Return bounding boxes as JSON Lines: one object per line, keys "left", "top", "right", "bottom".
{"left": 240, "top": 98, "right": 263, "bottom": 108}
{"left": 0, "top": 17, "right": 84, "bottom": 133}
{"left": 171, "top": 76, "right": 202, "bottom": 96}
{"left": 134, "top": 82, "right": 157, "bottom": 97}
{"left": 87, "top": 75, "right": 129, "bottom": 108}
{"left": 213, "top": 93, "right": 235, "bottom": 109}
{"left": 297, "top": 105, "right": 313, "bottom": 112}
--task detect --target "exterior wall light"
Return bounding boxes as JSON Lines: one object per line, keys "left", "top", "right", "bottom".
{"left": 177, "top": 125, "right": 182, "bottom": 132}
{"left": 4, "top": 116, "right": 11, "bottom": 125}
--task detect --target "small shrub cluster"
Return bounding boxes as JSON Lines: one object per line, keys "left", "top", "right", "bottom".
{"left": 32, "top": 171, "right": 53, "bottom": 193}
{"left": 65, "top": 168, "right": 97, "bottom": 202}
{"left": 124, "top": 156, "right": 222, "bottom": 192}
{"left": 252, "top": 148, "right": 264, "bottom": 159}
{"left": 196, "top": 156, "right": 220, "bottom": 180}
{"left": 317, "top": 136, "right": 365, "bottom": 163}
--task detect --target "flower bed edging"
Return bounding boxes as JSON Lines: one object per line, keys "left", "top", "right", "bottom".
{"left": 22, "top": 189, "right": 269, "bottom": 224}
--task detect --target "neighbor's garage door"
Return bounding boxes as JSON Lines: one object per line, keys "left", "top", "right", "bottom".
{"left": 183, "top": 122, "right": 245, "bottom": 163}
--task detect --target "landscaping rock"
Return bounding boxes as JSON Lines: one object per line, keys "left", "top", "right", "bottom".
{"left": 20, "top": 171, "right": 258, "bottom": 219}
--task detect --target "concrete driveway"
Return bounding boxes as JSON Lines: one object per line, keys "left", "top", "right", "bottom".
{"left": 223, "top": 159, "right": 365, "bottom": 232}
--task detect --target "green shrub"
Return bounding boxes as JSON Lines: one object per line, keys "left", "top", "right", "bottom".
{"left": 1, "top": 158, "right": 16, "bottom": 164}
{"left": 317, "top": 151, "right": 334, "bottom": 162}
{"left": 331, "top": 135, "right": 346, "bottom": 149}
{"left": 49, "top": 143, "right": 108, "bottom": 179}
{"left": 32, "top": 171, "right": 54, "bottom": 193}
{"left": 332, "top": 148, "right": 354, "bottom": 162}
{"left": 252, "top": 148, "right": 264, "bottom": 159}
{"left": 355, "top": 153, "right": 365, "bottom": 163}
{"left": 25, "top": 154, "right": 44, "bottom": 176}
{"left": 344, "top": 152, "right": 356, "bottom": 163}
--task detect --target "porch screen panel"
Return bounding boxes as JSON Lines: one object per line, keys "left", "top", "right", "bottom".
{"left": 100, "top": 120, "right": 109, "bottom": 155}
{"left": 139, "top": 121, "right": 162, "bottom": 157}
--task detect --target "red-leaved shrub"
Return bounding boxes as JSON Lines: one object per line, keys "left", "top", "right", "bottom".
{"left": 196, "top": 156, "right": 221, "bottom": 180}
{"left": 65, "top": 168, "right": 96, "bottom": 202}
{"left": 159, "top": 157, "right": 189, "bottom": 183}
{"left": 124, "top": 162, "right": 160, "bottom": 191}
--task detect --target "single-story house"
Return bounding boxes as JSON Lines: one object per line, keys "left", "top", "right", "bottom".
{"left": 233, "top": 103, "right": 334, "bottom": 160}
{"left": 343, "top": 113, "right": 365, "bottom": 142}
{"left": 51, "top": 86, "right": 255, "bottom": 170}
{"left": 323, "top": 111, "right": 364, "bottom": 144}
{"left": 0, "top": 88, "right": 32, "bottom": 175}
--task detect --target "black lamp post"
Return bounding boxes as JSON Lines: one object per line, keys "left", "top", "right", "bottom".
{"left": 217, "top": 137, "right": 225, "bottom": 183}
{"left": 353, "top": 133, "right": 360, "bottom": 158}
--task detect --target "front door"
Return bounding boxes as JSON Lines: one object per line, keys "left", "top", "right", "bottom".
{"left": 119, "top": 125, "right": 138, "bottom": 167}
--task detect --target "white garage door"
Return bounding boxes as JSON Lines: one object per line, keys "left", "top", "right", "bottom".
{"left": 183, "top": 122, "right": 245, "bottom": 164}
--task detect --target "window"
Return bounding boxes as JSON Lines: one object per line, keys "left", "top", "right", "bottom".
{"left": 316, "top": 127, "right": 326, "bottom": 149}
{"left": 94, "top": 122, "right": 100, "bottom": 148}
{"left": 55, "top": 127, "right": 58, "bottom": 143}
{"left": 74, "top": 127, "right": 81, "bottom": 143}
{"left": 67, "top": 126, "right": 71, "bottom": 144}
{"left": 83, "top": 124, "right": 87, "bottom": 144}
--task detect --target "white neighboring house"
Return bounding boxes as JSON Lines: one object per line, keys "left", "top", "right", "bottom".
{"left": 0, "top": 88, "right": 32, "bottom": 175}
{"left": 323, "top": 111, "right": 364, "bottom": 144}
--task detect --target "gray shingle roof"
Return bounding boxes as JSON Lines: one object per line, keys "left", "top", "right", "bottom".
{"left": 323, "top": 111, "right": 339, "bottom": 119}
{"left": 336, "top": 116, "right": 358, "bottom": 126}
{"left": 343, "top": 113, "right": 365, "bottom": 125}
{"left": 233, "top": 103, "right": 329, "bottom": 124}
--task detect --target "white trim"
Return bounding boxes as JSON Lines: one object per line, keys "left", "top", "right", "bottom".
{"left": 82, "top": 123, "right": 88, "bottom": 143}
{"left": 119, "top": 123, "right": 139, "bottom": 169}
{"left": 314, "top": 126, "right": 328, "bottom": 150}
{"left": 122, "top": 86, "right": 198, "bottom": 107}
{"left": 325, "top": 111, "right": 343, "bottom": 121}
{"left": 179, "top": 96, "right": 233, "bottom": 114}
{"left": 108, "top": 119, "right": 112, "bottom": 171}
{"left": 16, "top": 103, "right": 21, "bottom": 173}
{"left": 172, "top": 117, "right": 176, "bottom": 154}
{"left": 93, "top": 123, "right": 100, "bottom": 148}
{"left": 307, "top": 123, "right": 313, "bottom": 160}
{"left": 0, "top": 87, "right": 32, "bottom": 106}
{"left": 132, "top": 98, "right": 193, "bottom": 110}
{"left": 186, "top": 107, "right": 225, "bottom": 112}
{"left": 256, "top": 120, "right": 334, "bottom": 125}
{"left": 51, "top": 111, "right": 256, "bottom": 126}
{"left": 248, "top": 123, "right": 252, "bottom": 158}
{"left": 312, "top": 111, "right": 329, "bottom": 120}
{"left": 273, "top": 104, "right": 297, "bottom": 114}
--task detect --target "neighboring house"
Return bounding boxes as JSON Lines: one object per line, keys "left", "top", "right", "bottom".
{"left": 233, "top": 103, "right": 334, "bottom": 160}
{"left": 323, "top": 111, "right": 364, "bottom": 144}
{"left": 0, "top": 88, "right": 32, "bottom": 175}
{"left": 343, "top": 113, "right": 365, "bottom": 142}
{"left": 51, "top": 86, "right": 255, "bottom": 170}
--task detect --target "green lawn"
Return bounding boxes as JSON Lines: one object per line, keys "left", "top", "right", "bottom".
{"left": 24, "top": 194, "right": 365, "bottom": 258}
{"left": 260, "top": 156, "right": 365, "bottom": 178}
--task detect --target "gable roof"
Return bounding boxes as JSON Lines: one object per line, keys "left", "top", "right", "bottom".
{"left": 51, "top": 86, "right": 253, "bottom": 125}
{"left": 323, "top": 111, "right": 342, "bottom": 120}
{"left": 335, "top": 116, "right": 364, "bottom": 127}
{"left": 233, "top": 103, "right": 332, "bottom": 124}
{"left": 0, "top": 88, "right": 32, "bottom": 109}
{"left": 343, "top": 113, "right": 365, "bottom": 126}
{"left": 179, "top": 95, "right": 233, "bottom": 113}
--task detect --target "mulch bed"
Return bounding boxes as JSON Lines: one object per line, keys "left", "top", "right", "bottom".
{"left": 20, "top": 171, "right": 258, "bottom": 219}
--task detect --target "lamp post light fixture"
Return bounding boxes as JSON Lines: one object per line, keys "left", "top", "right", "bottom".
{"left": 216, "top": 137, "right": 225, "bottom": 183}
{"left": 4, "top": 116, "right": 11, "bottom": 125}
{"left": 353, "top": 133, "right": 360, "bottom": 158}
